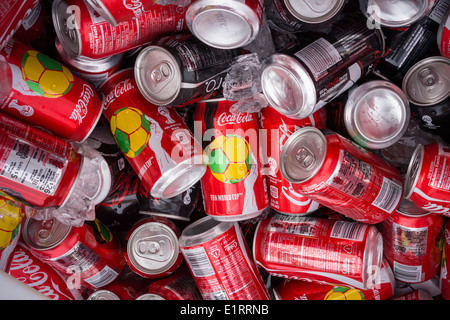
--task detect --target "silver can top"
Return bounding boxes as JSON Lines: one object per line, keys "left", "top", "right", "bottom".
{"left": 136, "top": 293, "right": 165, "bottom": 300}
{"left": 404, "top": 143, "right": 425, "bottom": 200}
{"left": 179, "top": 215, "right": 233, "bottom": 248}
{"left": 127, "top": 220, "right": 180, "bottom": 276}
{"left": 261, "top": 53, "right": 316, "bottom": 119}
{"left": 363, "top": 0, "right": 430, "bottom": 27}
{"left": 52, "top": 0, "right": 82, "bottom": 59}
{"left": 84, "top": 0, "right": 118, "bottom": 26}
{"left": 134, "top": 46, "right": 182, "bottom": 106}
{"left": 396, "top": 197, "right": 430, "bottom": 216}
{"left": 344, "top": 80, "right": 410, "bottom": 149}
{"left": 87, "top": 290, "right": 120, "bottom": 300}
{"left": 185, "top": 0, "right": 261, "bottom": 49}
{"left": 285, "top": 0, "right": 346, "bottom": 24}
{"left": 402, "top": 56, "right": 450, "bottom": 106}
{"left": 279, "top": 127, "right": 327, "bottom": 184}
{"left": 22, "top": 217, "right": 72, "bottom": 251}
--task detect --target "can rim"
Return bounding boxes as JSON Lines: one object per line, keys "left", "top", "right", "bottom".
{"left": 179, "top": 215, "right": 233, "bottom": 248}
{"left": 185, "top": 0, "right": 260, "bottom": 49}
{"left": 139, "top": 211, "right": 190, "bottom": 222}
{"left": 404, "top": 144, "right": 425, "bottom": 200}
{"left": 150, "top": 155, "right": 207, "bottom": 199}
{"left": 261, "top": 54, "right": 316, "bottom": 119}
{"left": 279, "top": 127, "right": 327, "bottom": 184}
{"left": 134, "top": 46, "right": 182, "bottom": 106}
{"left": 136, "top": 293, "right": 165, "bottom": 300}
{"left": 22, "top": 216, "right": 72, "bottom": 251}
{"left": 52, "top": 0, "right": 82, "bottom": 59}
{"left": 284, "top": 0, "right": 346, "bottom": 24}
{"left": 209, "top": 206, "right": 268, "bottom": 222}
{"left": 87, "top": 290, "right": 120, "bottom": 300}
{"left": 362, "top": 226, "right": 383, "bottom": 289}
{"left": 84, "top": 0, "right": 118, "bottom": 26}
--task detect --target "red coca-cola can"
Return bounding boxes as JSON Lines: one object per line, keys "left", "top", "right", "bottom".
{"left": 100, "top": 68, "right": 207, "bottom": 199}
{"left": 253, "top": 213, "right": 384, "bottom": 289}
{"left": 8, "top": 242, "right": 83, "bottom": 300}
{"left": 193, "top": 98, "right": 269, "bottom": 221}
{"left": 0, "top": 38, "right": 102, "bottom": 142}
{"left": 279, "top": 127, "right": 403, "bottom": 224}
{"left": 52, "top": 0, "right": 188, "bottom": 59}
{"left": 405, "top": 143, "right": 450, "bottom": 217}
{"left": 124, "top": 216, "right": 183, "bottom": 279}
{"left": 136, "top": 268, "right": 202, "bottom": 300}
{"left": 378, "top": 198, "right": 444, "bottom": 284}
{"left": 185, "top": 0, "right": 264, "bottom": 49}
{"left": 438, "top": 9, "right": 450, "bottom": 58}
{"left": 87, "top": 279, "right": 147, "bottom": 300}
{"left": 440, "top": 220, "right": 450, "bottom": 300}
{"left": 260, "top": 106, "right": 326, "bottom": 215}
{"left": 273, "top": 258, "right": 395, "bottom": 300}
{"left": 21, "top": 216, "right": 126, "bottom": 289}
{"left": 0, "top": 0, "right": 39, "bottom": 50}
{"left": 179, "top": 215, "right": 270, "bottom": 300}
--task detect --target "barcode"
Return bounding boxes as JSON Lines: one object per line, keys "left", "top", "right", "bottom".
{"left": 182, "top": 247, "right": 215, "bottom": 278}
{"left": 271, "top": 214, "right": 317, "bottom": 237}
{"left": 295, "top": 37, "right": 342, "bottom": 79}
{"left": 84, "top": 266, "right": 118, "bottom": 288}
{"left": 372, "top": 177, "right": 402, "bottom": 213}
{"left": 330, "top": 221, "right": 367, "bottom": 241}
{"left": 393, "top": 261, "right": 422, "bottom": 283}
{"left": 429, "top": 0, "right": 450, "bottom": 24}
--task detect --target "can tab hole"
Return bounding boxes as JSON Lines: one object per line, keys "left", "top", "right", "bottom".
{"left": 38, "top": 220, "right": 54, "bottom": 241}
{"left": 296, "top": 147, "right": 316, "bottom": 169}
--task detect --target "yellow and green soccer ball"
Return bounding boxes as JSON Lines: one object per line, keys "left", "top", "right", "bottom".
{"left": 0, "top": 197, "right": 24, "bottom": 250}
{"left": 324, "top": 286, "right": 365, "bottom": 300}
{"left": 21, "top": 50, "right": 74, "bottom": 98}
{"left": 207, "top": 134, "right": 253, "bottom": 184}
{"left": 110, "top": 107, "right": 151, "bottom": 158}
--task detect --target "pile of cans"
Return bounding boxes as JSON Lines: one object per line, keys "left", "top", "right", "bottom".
{"left": 0, "top": 0, "right": 450, "bottom": 301}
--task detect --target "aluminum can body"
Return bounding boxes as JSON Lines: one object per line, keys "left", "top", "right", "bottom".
{"left": 378, "top": 207, "right": 444, "bottom": 283}
{"left": 0, "top": 38, "right": 102, "bottom": 142}
{"left": 253, "top": 213, "right": 384, "bottom": 289}
{"left": 100, "top": 68, "right": 207, "bottom": 199}
{"left": 22, "top": 217, "right": 126, "bottom": 289}
{"left": 260, "top": 106, "right": 325, "bottom": 215}
{"left": 179, "top": 215, "right": 270, "bottom": 300}
{"left": 194, "top": 98, "right": 269, "bottom": 221}
{"left": 280, "top": 128, "right": 403, "bottom": 224}
{"left": 438, "top": 8, "right": 450, "bottom": 58}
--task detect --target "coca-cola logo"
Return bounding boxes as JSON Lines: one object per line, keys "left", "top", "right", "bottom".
{"left": 217, "top": 112, "right": 254, "bottom": 127}
{"left": 123, "top": 0, "right": 142, "bottom": 10}
{"left": 69, "top": 84, "right": 94, "bottom": 124}
{"left": 103, "top": 79, "right": 135, "bottom": 110}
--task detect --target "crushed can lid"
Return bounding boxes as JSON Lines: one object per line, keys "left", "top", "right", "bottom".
{"left": 22, "top": 217, "right": 72, "bottom": 251}
{"left": 285, "top": 0, "right": 346, "bottom": 24}
{"left": 52, "top": 0, "right": 82, "bottom": 59}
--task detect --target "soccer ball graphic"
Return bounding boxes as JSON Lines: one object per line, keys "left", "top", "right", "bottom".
{"left": 324, "top": 287, "right": 365, "bottom": 300}
{"left": 21, "top": 50, "right": 74, "bottom": 98}
{"left": 207, "top": 134, "right": 253, "bottom": 184}
{"left": 110, "top": 107, "right": 151, "bottom": 158}
{"left": 0, "top": 197, "right": 23, "bottom": 250}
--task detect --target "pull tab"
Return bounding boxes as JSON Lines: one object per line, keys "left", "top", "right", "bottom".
{"left": 134, "top": 235, "right": 172, "bottom": 262}
{"left": 296, "top": 146, "right": 316, "bottom": 169}
{"left": 38, "top": 220, "right": 54, "bottom": 242}
{"left": 418, "top": 67, "right": 439, "bottom": 88}
{"left": 148, "top": 61, "right": 173, "bottom": 93}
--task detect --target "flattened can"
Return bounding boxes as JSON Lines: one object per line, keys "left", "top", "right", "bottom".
{"left": 404, "top": 142, "right": 450, "bottom": 217}
{"left": 134, "top": 34, "right": 241, "bottom": 107}
{"left": 0, "top": 38, "right": 102, "bottom": 142}
{"left": 52, "top": 0, "right": 188, "bottom": 59}
{"left": 260, "top": 105, "right": 325, "bottom": 215}
{"left": 185, "top": 0, "right": 263, "bottom": 49}
{"left": 438, "top": 8, "right": 450, "bottom": 58}
{"left": 378, "top": 199, "right": 444, "bottom": 284}
{"left": 279, "top": 127, "right": 403, "bottom": 224}
{"left": 21, "top": 217, "right": 126, "bottom": 289}
{"left": 253, "top": 213, "right": 384, "bottom": 289}
{"left": 193, "top": 98, "right": 269, "bottom": 221}
{"left": 100, "top": 68, "right": 207, "bottom": 199}
{"left": 261, "top": 13, "right": 383, "bottom": 119}
{"left": 179, "top": 215, "right": 270, "bottom": 300}
{"left": 124, "top": 216, "right": 183, "bottom": 279}
{"left": 402, "top": 56, "right": 450, "bottom": 144}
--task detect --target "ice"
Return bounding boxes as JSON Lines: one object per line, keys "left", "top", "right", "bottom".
{"left": 243, "top": 12, "right": 276, "bottom": 60}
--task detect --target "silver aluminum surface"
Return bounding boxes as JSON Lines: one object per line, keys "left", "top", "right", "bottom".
{"left": 404, "top": 144, "right": 425, "bottom": 199}
{"left": 363, "top": 0, "right": 431, "bottom": 27}
{"left": 52, "top": 0, "right": 82, "bottom": 59}
{"left": 22, "top": 217, "right": 72, "bottom": 251}
{"left": 284, "top": 0, "right": 346, "bottom": 24}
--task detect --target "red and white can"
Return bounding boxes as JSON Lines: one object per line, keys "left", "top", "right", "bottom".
{"left": 124, "top": 216, "right": 183, "bottom": 279}
{"left": 179, "top": 215, "right": 270, "bottom": 300}
{"left": 405, "top": 143, "right": 450, "bottom": 217}
{"left": 87, "top": 279, "right": 147, "bottom": 300}
{"left": 260, "top": 106, "right": 326, "bottom": 215}
{"left": 253, "top": 213, "right": 384, "bottom": 289}
{"left": 440, "top": 220, "right": 450, "bottom": 300}
{"left": 0, "top": 0, "right": 39, "bottom": 51}
{"left": 137, "top": 268, "right": 202, "bottom": 300}
{"left": 273, "top": 258, "right": 395, "bottom": 300}
{"left": 279, "top": 127, "right": 403, "bottom": 224}
{"left": 21, "top": 217, "right": 126, "bottom": 289}
{"left": 100, "top": 68, "right": 207, "bottom": 199}
{"left": 193, "top": 98, "right": 269, "bottom": 221}
{"left": 9, "top": 242, "right": 83, "bottom": 300}
{"left": 0, "top": 38, "right": 102, "bottom": 142}
{"left": 52, "top": 0, "right": 188, "bottom": 59}
{"left": 185, "top": 0, "right": 264, "bottom": 49}
{"left": 437, "top": 5, "right": 450, "bottom": 58}
{"left": 378, "top": 199, "right": 444, "bottom": 284}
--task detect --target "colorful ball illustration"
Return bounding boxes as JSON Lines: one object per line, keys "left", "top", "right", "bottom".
{"left": 0, "top": 197, "right": 24, "bottom": 249}
{"left": 110, "top": 107, "right": 151, "bottom": 158}
{"left": 324, "top": 286, "right": 365, "bottom": 300}
{"left": 207, "top": 134, "right": 253, "bottom": 184}
{"left": 21, "top": 50, "right": 74, "bottom": 98}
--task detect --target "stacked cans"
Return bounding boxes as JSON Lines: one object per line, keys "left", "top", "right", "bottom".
{"left": 0, "top": 0, "right": 450, "bottom": 302}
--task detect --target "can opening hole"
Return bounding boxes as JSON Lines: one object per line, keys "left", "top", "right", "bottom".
{"left": 295, "top": 147, "right": 316, "bottom": 169}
